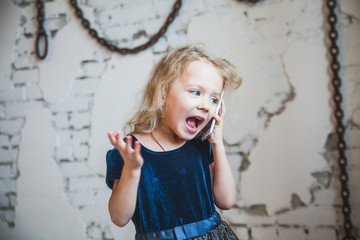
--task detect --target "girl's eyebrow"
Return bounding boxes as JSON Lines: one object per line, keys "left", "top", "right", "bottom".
{"left": 185, "top": 83, "right": 221, "bottom": 97}
{"left": 212, "top": 91, "right": 222, "bottom": 98}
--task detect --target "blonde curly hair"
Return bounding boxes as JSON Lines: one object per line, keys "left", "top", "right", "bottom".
{"left": 125, "top": 44, "right": 242, "bottom": 134}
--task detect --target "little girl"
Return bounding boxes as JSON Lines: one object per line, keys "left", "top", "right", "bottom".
{"left": 106, "top": 45, "right": 242, "bottom": 240}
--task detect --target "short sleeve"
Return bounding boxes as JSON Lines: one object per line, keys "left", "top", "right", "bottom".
{"left": 105, "top": 147, "right": 124, "bottom": 189}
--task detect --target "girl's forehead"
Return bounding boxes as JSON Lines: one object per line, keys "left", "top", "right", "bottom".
{"left": 178, "top": 61, "right": 223, "bottom": 89}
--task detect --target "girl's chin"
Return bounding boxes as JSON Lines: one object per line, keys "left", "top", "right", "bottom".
{"left": 177, "top": 130, "right": 198, "bottom": 141}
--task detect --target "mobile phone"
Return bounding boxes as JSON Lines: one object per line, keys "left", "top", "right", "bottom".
{"left": 200, "top": 91, "right": 224, "bottom": 141}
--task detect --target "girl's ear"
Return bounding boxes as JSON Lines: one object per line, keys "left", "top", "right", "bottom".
{"left": 160, "top": 85, "right": 168, "bottom": 105}
{"left": 161, "top": 94, "right": 167, "bottom": 111}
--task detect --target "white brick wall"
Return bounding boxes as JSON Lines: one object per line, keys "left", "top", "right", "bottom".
{"left": 0, "top": 0, "right": 359, "bottom": 239}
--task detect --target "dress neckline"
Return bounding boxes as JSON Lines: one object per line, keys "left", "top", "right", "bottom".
{"left": 130, "top": 134, "right": 191, "bottom": 155}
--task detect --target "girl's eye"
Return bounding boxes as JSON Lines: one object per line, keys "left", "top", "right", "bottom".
{"left": 211, "top": 98, "right": 218, "bottom": 104}
{"left": 190, "top": 90, "right": 200, "bottom": 96}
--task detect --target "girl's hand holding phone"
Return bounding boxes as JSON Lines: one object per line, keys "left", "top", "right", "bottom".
{"left": 208, "top": 100, "right": 225, "bottom": 145}
{"left": 107, "top": 131, "right": 143, "bottom": 170}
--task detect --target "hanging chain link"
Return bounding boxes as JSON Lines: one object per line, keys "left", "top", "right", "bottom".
{"left": 326, "top": 0, "right": 356, "bottom": 239}
{"left": 69, "top": 0, "right": 182, "bottom": 55}
{"left": 35, "top": 0, "right": 48, "bottom": 60}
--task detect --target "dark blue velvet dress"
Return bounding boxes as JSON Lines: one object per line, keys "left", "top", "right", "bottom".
{"left": 106, "top": 136, "right": 217, "bottom": 234}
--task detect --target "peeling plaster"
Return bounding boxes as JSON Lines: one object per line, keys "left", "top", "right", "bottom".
{"left": 339, "top": 0, "right": 360, "bottom": 22}
{"left": 88, "top": 51, "right": 153, "bottom": 176}
{"left": 187, "top": 12, "right": 269, "bottom": 144}
{"left": 38, "top": 17, "right": 102, "bottom": 104}
{"left": 241, "top": 40, "right": 331, "bottom": 215}
{"left": 1, "top": 0, "right": 359, "bottom": 239}
{"left": 0, "top": 109, "right": 85, "bottom": 239}
{"left": 0, "top": 0, "right": 21, "bottom": 90}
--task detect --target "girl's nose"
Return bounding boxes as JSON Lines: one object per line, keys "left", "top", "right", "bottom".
{"left": 197, "top": 99, "right": 209, "bottom": 112}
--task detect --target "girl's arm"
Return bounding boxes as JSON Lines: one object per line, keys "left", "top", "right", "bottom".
{"left": 208, "top": 101, "right": 236, "bottom": 210}
{"left": 107, "top": 132, "right": 143, "bottom": 227}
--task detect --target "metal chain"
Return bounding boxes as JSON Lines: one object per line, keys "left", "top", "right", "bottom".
{"left": 69, "top": 0, "right": 182, "bottom": 55}
{"left": 326, "top": 0, "right": 356, "bottom": 239}
{"left": 35, "top": 0, "right": 48, "bottom": 60}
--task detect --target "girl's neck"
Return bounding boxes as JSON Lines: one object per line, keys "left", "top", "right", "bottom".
{"left": 133, "top": 126, "right": 186, "bottom": 152}
{"left": 152, "top": 125, "right": 186, "bottom": 149}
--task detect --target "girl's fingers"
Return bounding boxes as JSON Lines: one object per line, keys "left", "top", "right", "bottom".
{"left": 107, "top": 132, "right": 117, "bottom": 146}
{"left": 108, "top": 131, "right": 126, "bottom": 150}
{"left": 219, "top": 100, "right": 225, "bottom": 118}
{"left": 213, "top": 114, "right": 221, "bottom": 122}
{"left": 125, "top": 135, "right": 133, "bottom": 152}
{"left": 133, "top": 141, "right": 141, "bottom": 156}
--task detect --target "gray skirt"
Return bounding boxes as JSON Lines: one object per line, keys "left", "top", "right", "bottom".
{"left": 189, "top": 221, "right": 239, "bottom": 240}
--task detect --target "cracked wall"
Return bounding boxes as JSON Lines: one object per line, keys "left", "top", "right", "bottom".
{"left": 0, "top": 0, "right": 359, "bottom": 239}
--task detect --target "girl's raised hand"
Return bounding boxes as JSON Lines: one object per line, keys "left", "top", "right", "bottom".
{"left": 107, "top": 131, "right": 144, "bottom": 170}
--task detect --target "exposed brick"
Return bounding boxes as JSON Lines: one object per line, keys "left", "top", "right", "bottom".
{"left": 21, "top": 10, "right": 37, "bottom": 34}
{"left": 2, "top": 209, "right": 15, "bottom": 222}
{"left": 277, "top": 206, "right": 337, "bottom": 226}
{"left": 67, "top": 192, "right": 95, "bottom": 208}
{"left": 55, "top": 130, "right": 72, "bottom": 160}
{"left": 79, "top": 190, "right": 110, "bottom": 225}
{"left": 0, "top": 179, "right": 16, "bottom": 193}
{"left": 152, "top": 37, "right": 168, "bottom": 54}
{"left": 50, "top": 97, "right": 90, "bottom": 113}
{"left": 81, "top": 61, "right": 106, "bottom": 78}
{"left": 8, "top": 193, "right": 16, "bottom": 208}
{"left": 25, "top": 84, "right": 43, "bottom": 100}
{"left": 44, "top": 1, "right": 68, "bottom": 17}
{"left": 86, "top": 221, "right": 103, "bottom": 239}
{"left": 0, "top": 135, "right": 10, "bottom": 146}
{"left": 167, "top": 32, "right": 188, "bottom": 48}
{"left": 251, "top": 227, "right": 278, "bottom": 240}
{"left": 0, "top": 104, "right": 5, "bottom": 118}
{"left": 0, "top": 165, "right": 14, "bottom": 179}
{"left": 5, "top": 101, "right": 43, "bottom": 119}
{"left": 349, "top": 129, "right": 360, "bottom": 148}
{"left": 0, "top": 149, "right": 17, "bottom": 163}
{"left": 103, "top": 23, "right": 146, "bottom": 43}
{"left": 58, "top": 130, "right": 72, "bottom": 147}
{"left": 232, "top": 226, "right": 249, "bottom": 240}
{"left": 55, "top": 145, "right": 73, "bottom": 160}
{"left": 53, "top": 113, "right": 69, "bottom": 129}
{"left": 60, "top": 162, "right": 94, "bottom": 178}
{"left": 0, "top": 118, "right": 25, "bottom": 135}
{"left": 72, "top": 129, "right": 90, "bottom": 144}
{"left": 94, "top": 3, "right": 154, "bottom": 28}
{"left": 307, "top": 227, "right": 337, "bottom": 240}
{"left": 143, "top": 17, "right": 168, "bottom": 37}
{"left": 0, "top": 87, "right": 24, "bottom": 103}
{"left": 69, "top": 112, "right": 91, "bottom": 130}
{"left": 278, "top": 227, "right": 306, "bottom": 240}
{"left": 70, "top": 78, "right": 100, "bottom": 96}
{"left": 44, "top": 15, "right": 68, "bottom": 33}
{"left": 15, "top": 34, "right": 35, "bottom": 56}
{"left": 69, "top": 177, "right": 105, "bottom": 192}
{"left": 73, "top": 144, "right": 89, "bottom": 160}
{"left": 10, "top": 135, "right": 21, "bottom": 146}
{"left": 0, "top": 194, "right": 10, "bottom": 208}
{"left": 12, "top": 68, "right": 38, "bottom": 84}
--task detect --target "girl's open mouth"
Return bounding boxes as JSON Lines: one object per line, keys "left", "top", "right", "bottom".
{"left": 186, "top": 116, "right": 204, "bottom": 131}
